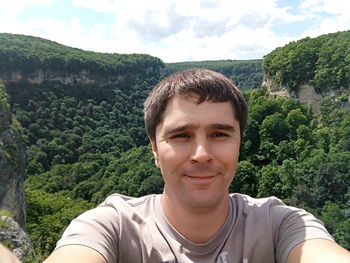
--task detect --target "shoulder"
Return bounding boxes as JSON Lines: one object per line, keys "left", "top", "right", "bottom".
{"left": 230, "top": 194, "right": 335, "bottom": 262}
{"left": 71, "top": 193, "right": 159, "bottom": 226}
{"left": 103, "top": 193, "right": 158, "bottom": 205}
{"left": 101, "top": 193, "right": 159, "bottom": 212}
{"left": 55, "top": 194, "right": 159, "bottom": 263}
{"left": 230, "top": 194, "right": 331, "bottom": 234}
{"left": 230, "top": 193, "right": 285, "bottom": 213}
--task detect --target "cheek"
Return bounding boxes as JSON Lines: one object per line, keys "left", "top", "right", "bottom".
{"left": 160, "top": 142, "right": 191, "bottom": 161}
{"left": 216, "top": 144, "right": 240, "bottom": 171}
{"left": 218, "top": 143, "right": 240, "bottom": 159}
{"left": 158, "top": 147, "right": 183, "bottom": 170}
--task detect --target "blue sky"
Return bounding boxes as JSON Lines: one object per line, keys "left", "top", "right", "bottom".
{"left": 1, "top": 0, "right": 349, "bottom": 62}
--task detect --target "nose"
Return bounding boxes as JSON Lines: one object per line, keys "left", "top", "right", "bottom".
{"left": 191, "top": 139, "right": 213, "bottom": 163}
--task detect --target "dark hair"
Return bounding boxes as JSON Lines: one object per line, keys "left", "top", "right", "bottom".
{"left": 144, "top": 68, "right": 248, "bottom": 141}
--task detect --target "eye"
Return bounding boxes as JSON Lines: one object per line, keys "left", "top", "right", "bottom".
{"left": 211, "top": 132, "right": 229, "bottom": 138}
{"left": 171, "top": 133, "right": 190, "bottom": 139}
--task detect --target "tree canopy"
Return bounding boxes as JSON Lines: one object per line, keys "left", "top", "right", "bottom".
{"left": 166, "top": 59, "right": 263, "bottom": 90}
{"left": 263, "top": 30, "right": 350, "bottom": 93}
{"left": 0, "top": 33, "right": 164, "bottom": 75}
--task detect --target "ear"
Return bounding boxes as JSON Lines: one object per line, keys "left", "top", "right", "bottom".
{"left": 149, "top": 137, "right": 160, "bottom": 168}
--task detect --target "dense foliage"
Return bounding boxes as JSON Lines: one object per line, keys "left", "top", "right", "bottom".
{"left": 21, "top": 88, "right": 350, "bottom": 260}
{"left": 8, "top": 78, "right": 160, "bottom": 170}
{"left": 263, "top": 30, "right": 350, "bottom": 93}
{"left": 0, "top": 33, "right": 349, "bottom": 261}
{"left": 0, "top": 33, "right": 164, "bottom": 75}
{"left": 166, "top": 60, "right": 263, "bottom": 90}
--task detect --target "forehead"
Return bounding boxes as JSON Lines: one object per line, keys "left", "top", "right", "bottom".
{"left": 160, "top": 96, "right": 237, "bottom": 126}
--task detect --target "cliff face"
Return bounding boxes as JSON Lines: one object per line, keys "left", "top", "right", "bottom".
{"left": 263, "top": 75, "right": 350, "bottom": 112}
{"left": 0, "top": 215, "right": 34, "bottom": 261}
{"left": 0, "top": 68, "right": 127, "bottom": 86}
{"left": 0, "top": 84, "right": 26, "bottom": 227}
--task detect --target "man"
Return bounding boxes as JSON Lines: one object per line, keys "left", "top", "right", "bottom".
{"left": 44, "top": 68, "right": 350, "bottom": 263}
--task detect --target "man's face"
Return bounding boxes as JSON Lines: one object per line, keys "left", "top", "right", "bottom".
{"left": 151, "top": 95, "right": 241, "bottom": 210}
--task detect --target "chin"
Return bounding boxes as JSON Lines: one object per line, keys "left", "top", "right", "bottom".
{"left": 184, "top": 191, "right": 226, "bottom": 209}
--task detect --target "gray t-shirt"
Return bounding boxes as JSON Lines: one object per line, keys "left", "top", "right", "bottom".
{"left": 56, "top": 194, "right": 334, "bottom": 263}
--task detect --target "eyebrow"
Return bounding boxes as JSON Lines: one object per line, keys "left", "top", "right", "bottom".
{"left": 208, "top": 123, "right": 236, "bottom": 132}
{"left": 163, "top": 124, "right": 196, "bottom": 137}
{"left": 163, "top": 123, "right": 236, "bottom": 137}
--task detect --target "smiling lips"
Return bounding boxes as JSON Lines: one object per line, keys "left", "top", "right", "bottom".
{"left": 184, "top": 174, "right": 217, "bottom": 182}
{"left": 182, "top": 165, "right": 221, "bottom": 183}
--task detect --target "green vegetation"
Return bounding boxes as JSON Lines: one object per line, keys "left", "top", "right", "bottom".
{"left": 0, "top": 32, "right": 349, "bottom": 261}
{"left": 0, "top": 210, "right": 14, "bottom": 218}
{"left": 21, "top": 87, "right": 350, "bottom": 260}
{"left": 166, "top": 59, "right": 263, "bottom": 90}
{"left": 263, "top": 30, "right": 350, "bottom": 93}
{"left": 0, "top": 218, "right": 11, "bottom": 231}
{"left": 0, "top": 33, "right": 164, "bottom": 75}
{"left": 26, "top": 189, "right": 93, "bottom": 259}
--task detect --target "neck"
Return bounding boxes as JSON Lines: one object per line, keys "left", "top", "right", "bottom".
{"left": 160, "top": 193, "right": 230, "bottom": 244}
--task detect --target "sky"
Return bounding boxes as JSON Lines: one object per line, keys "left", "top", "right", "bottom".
{"left": 0, "top": 0, "right": 349, "bottom": 63}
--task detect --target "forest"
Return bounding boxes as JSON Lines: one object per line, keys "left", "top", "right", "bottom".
{"left": 0, "top": 31, "right": 349, "bottom": 262}
{"left": 166, "top": 59, "right": 263, "bottom": 90}
{"left": 0, "top": 33, "right": 164, "bottom": 75}
{"left": 263, "top": 30, "right": 350, "bottom": 93}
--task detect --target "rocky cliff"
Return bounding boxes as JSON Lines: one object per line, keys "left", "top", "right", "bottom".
{"left": 0, "top": 68, "right": 128, "bottom": 86}
{"left": 0, "top": 215, "right": 34, "bottom": 261}
{"left": 263, "top": 76, "right": 350, "bottom": 112}
{"left": 0, "top": 84, "right": 26, "bottom": 227}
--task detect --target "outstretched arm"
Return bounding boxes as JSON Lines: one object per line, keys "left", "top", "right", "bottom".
{"left": 43, "top": 245, "right": 107, "bottom": 263}
{"left": 287, "top": 239, "right": 350, "bottom": 263}
{"left": 0, "top": 243, "right": 21, "bottom": 263}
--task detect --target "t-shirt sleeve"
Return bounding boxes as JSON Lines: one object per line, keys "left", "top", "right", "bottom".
{"left": 271, "top": 205, "right": 334, "bottom": 263}
{"left": 55, "top": 205, "right": 120, "bottom": 263}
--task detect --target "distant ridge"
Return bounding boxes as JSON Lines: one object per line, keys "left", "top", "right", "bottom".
{"left": 0, "top": 33, "right": 164, "bottom": 76}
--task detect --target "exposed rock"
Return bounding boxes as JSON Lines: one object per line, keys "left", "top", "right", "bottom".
{"left": 0, "top": 68, "right": 127, "bottom": 86}
{"left": 297, "top": 84, "right": 324, "bottom": 112}
{"left": 262, "top": 75, "right": 295, "bottom": 98}
{"left": 263, "top": 75, "right": 350, "bottom": 112}
{"left": 0, "top": 84, "right": 26, "bottom": 227}
{"left": 0, "top": 216, "right": 34, "bottom": 262}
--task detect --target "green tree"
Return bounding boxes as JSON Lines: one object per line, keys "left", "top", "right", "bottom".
{"left": 230, "top": 161, "right": 258, "bottom": 196}
{"left": 26, "top": 189, "right": 93, "bottom": 261}
{"left": 259, "top": 113, "right": 290, "bottom": 144}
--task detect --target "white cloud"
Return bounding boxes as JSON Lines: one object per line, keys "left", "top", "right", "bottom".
{"left": 0, "top": 0, "right": 52, "bottom": 21}
{"left": 300, "top": 0, "right": 350, "bottom": 38}
{"left": 301, "top": 0, "right": 350, "bottom": 15}
{"left": 79, "top": 0, "right": 304, "bottom": 61}
{"left": 73, "top": 0, "right": 304, "bottom": 40}
{"left": 1, "top": 0, "right": 349, "bottom": 62}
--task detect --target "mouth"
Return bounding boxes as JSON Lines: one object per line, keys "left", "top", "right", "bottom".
{"left": 184, "top": 174, "right": 216, "bottom": 183}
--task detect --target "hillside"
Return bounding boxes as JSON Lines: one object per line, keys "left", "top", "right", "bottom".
{"left": 263, "top": 30, "right": 350, "bottom": 111}
{"left": 166, "top": 59, "right": 263, "bottom": 90}
{"left": 0, "top": 33, "right": 349, "bottom": 261}
{"left": 0, "top": 33, "right": 164, "bottom": 83}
